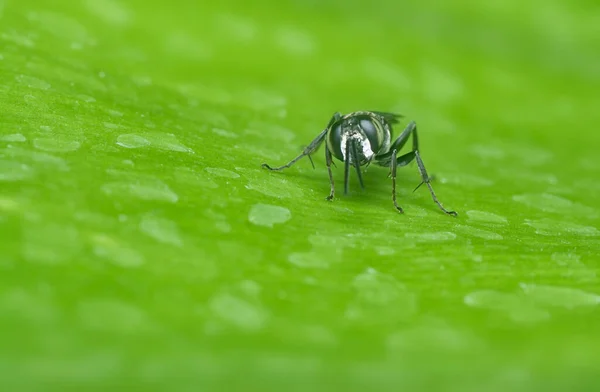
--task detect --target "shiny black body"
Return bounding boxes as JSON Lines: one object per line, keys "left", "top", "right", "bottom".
{"left": 261, "top": 111, "right": 456, "bottom": 215}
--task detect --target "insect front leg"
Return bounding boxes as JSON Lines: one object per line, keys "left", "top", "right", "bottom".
{"left": 261, "top": 112, "right": 341, "bottom": 171}
{"left": 325, "top": 146, "right": 335, "bottom": 201}
{"left": 350, "top": 139, "right": 365, "bottom": 190}
{"left": 261, "top": 128, "right": 328, "bottom": 171}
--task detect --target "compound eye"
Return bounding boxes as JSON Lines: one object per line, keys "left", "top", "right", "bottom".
{"left": 359, "top": 118, "right": 382, "bottom": 152}
{"left": 360, "top": 119, "right": 376, "bottom": 135}
{"left": 327, "top": 123, "right": 344, "bottom": 161}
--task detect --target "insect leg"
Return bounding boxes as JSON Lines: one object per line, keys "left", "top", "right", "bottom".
{"left": 390, "top": 149, "right": 403, "bottom": 213}
{"left": 344, "top": 138, "right": 351, "bottom": 195}
{"left": 350, "top": 139, "right": 365, "bottom": 190}
{"left": 261, "top": 112, "right": 341, "bottom": 171}
{"left": 375, "top": 121, "right": 418, "bottom": 167}
{"left": 261, "top": 128, "right": 327, "bottom": 171}
{"left": 390, "top": 149, "right": 418, "bottom": 213}
{"left": 378, "top": 121, "right": 456, "bottom": 215}
{"left": 325, "top": 146, "right": 335, "bottom": 201}
{"left": 413, "top": 150, "right": 457, "bottom": 216}
{"left": 391, "top": 120, "right": 418, "bottom": 153}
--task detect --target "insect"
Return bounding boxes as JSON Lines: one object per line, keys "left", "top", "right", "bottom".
{"left": 261, "top": 111, "right": 457, "bottom": 216}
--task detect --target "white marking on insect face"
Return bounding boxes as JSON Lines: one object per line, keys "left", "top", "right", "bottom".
{"left": 341, "top": 132, "right": 374, "bottom": 163}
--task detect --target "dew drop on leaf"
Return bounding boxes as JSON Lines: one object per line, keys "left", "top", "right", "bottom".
{"left": 248, "top": 203, "right": 291, "bottom": 228}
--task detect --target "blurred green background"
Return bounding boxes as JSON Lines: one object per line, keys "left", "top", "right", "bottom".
{"left": 1, "top": 0, "right": 600, "bottom": 390}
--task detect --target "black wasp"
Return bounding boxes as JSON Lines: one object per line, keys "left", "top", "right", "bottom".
{"left": 262, "top": 111, "right": 457, "bottom": 216}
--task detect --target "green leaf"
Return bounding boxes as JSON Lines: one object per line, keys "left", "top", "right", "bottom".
{"left": 2, "top": 0, "right": 600, "bottom": 391}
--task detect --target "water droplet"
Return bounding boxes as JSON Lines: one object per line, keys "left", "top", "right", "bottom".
{"left": 524, "top": 218, "right": 599, "bottom": 237}
{"left": 405, "top": 231, "right": 456, "bottom": 242}
{"left": 76, "top": 94, "right": 96, "bottom": 103}
{"left": 422, "top": 64, "right": 464, "bottom": 104}
{"left": 116, "top": 134, "right": 150, "bottom": 148}
{"left": 0, "top": 160, "right": 34, "bottom": 181}
{"left": 239, "top": 280, "right": 262, "bottom": 297}
{"left": 205, "top": 167, "right": 240, "bottom": 179}
{"left": 363, "top": 58, "right": 410, "bottom": 91}
{"left": 514, "top": 145, "right": 552, "bottom": 166}
{"left": 1, "top": 133, "right": 26, "bottom": 142}
{"left": 519, "top": 283, "right": 600, "bottom": 309}
{"left": 1, "top": 31, "right": 35, "bottom": 47}
{"left": 438, "top": 173, "right": 494, "bottom": 187}
{"left": 215, "top": 13, "right": 257, "bottom": 42}
{"left": 78, "top": 299, "right": 149, "bottom": 333}
{"left": 139, "top": 214, "right": 183, "bottom": 246}
{"left": 177, "top": 84, "right": 231, "bottom": 107}
{"left": 215, "top": 221, "right": 231, "bottom": 233}
{"left": 209, "top": 293, "right": 267, "bottom": 331}
{"left": 288, "top": 252, "right": 331, "bottom": 269}
{"left": 132, "top": 75, "right": 152, "bottom": 86}
{"left": 239, "top": 167, "right": 305, "bottom": 199}
{"left": 248, "top": 203, "right": 291, "bottom": 228}
{"left": 388, "top": 320, "right": 482, "bottom": 353}
{"left": 346, "top": 269, "right": 417, "bottom": 322}
{"left": 15, "top": 74, "right": 51, "bottom": 90}
{"left": 470, "top": 144, "right": 506, "bottom": 160}
{"left": 144, "top": 132, "right": 194, "bottom": 153}
{"left": 0, "top": 288, "right": 58, "bottom": 323}
{"left": 464, "top": 290, "right": 550, "bottom": 325}
{"left": 84, "top": 0, "right": 131, "bottom": 25}
{"left": 464, "top": 290, "right": 517, "bottom": 310}
{"left": 0, "top": 198, "right": 20, "bottom": 212}
{"left": 331, "top": 206, "right": 354, "bottom": 215}
{"left": 552, "top": 252, "right": 581, "bottom": 266}
{"left": 24, "top": 94, "right": 48, "bottom": 109}
{"left": 352, "top": 269, "right": 410, "bottom": 305}
{"left": 275, "top": 26, "right": 316, "bottom": 56}
{"left": 2, "top": 147, "right": 69, "bottom": 172}
{"left": 33, "top": 138, "right": 81, "bottom": 152}
{"left": 205, "top": 209, "right": 231, "bottom": 233}
{"left": 173, "top": 167, "right": 218, "bottom": 189}
{"left": 300, "top": 325, "right": 338, "bottom": 346}
{"left": 165, "top": 31, "right": 213, "bottom": 62}
{"left": 466, "top": 210, "right": 508, "bottom": 224}
{"left": 505, "top": 306, "right": 550, "bottom": 325}
{"left": 513, "top": 193, "right": 595, "bottom": 216}
{"left": 104, "top": 122, "right": 120, "bottom": 129}
{"left": 307, "top": 233, "right": 356, "bottom": 249}
{"left": 551, "top": 253, "right": 596, "bottom": 281}
{"left": 27, "top": 11, "right": 91, "bottom": 45}
{"left": 245, "top": 122, "right": 296, "bottom": 144}
{"left": 102, "top": 178, "right": 178, "bottom": 203}
{"left": 375, "top": 246, "right": 396, "bottom": 256}
{"left": 238, "top": 88, "right": 287, "bottom": 114}
{"left": 454, "top": 224, "right": 503, "bottom": 240}
{"left": 22, "top": 223, "right": 82, "bottom": 265}
{"left": 212, "top": 128, "right": 237, "bottom": 138}
{"left": 91, "top": 233, "right": 144, "bottom": 267}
